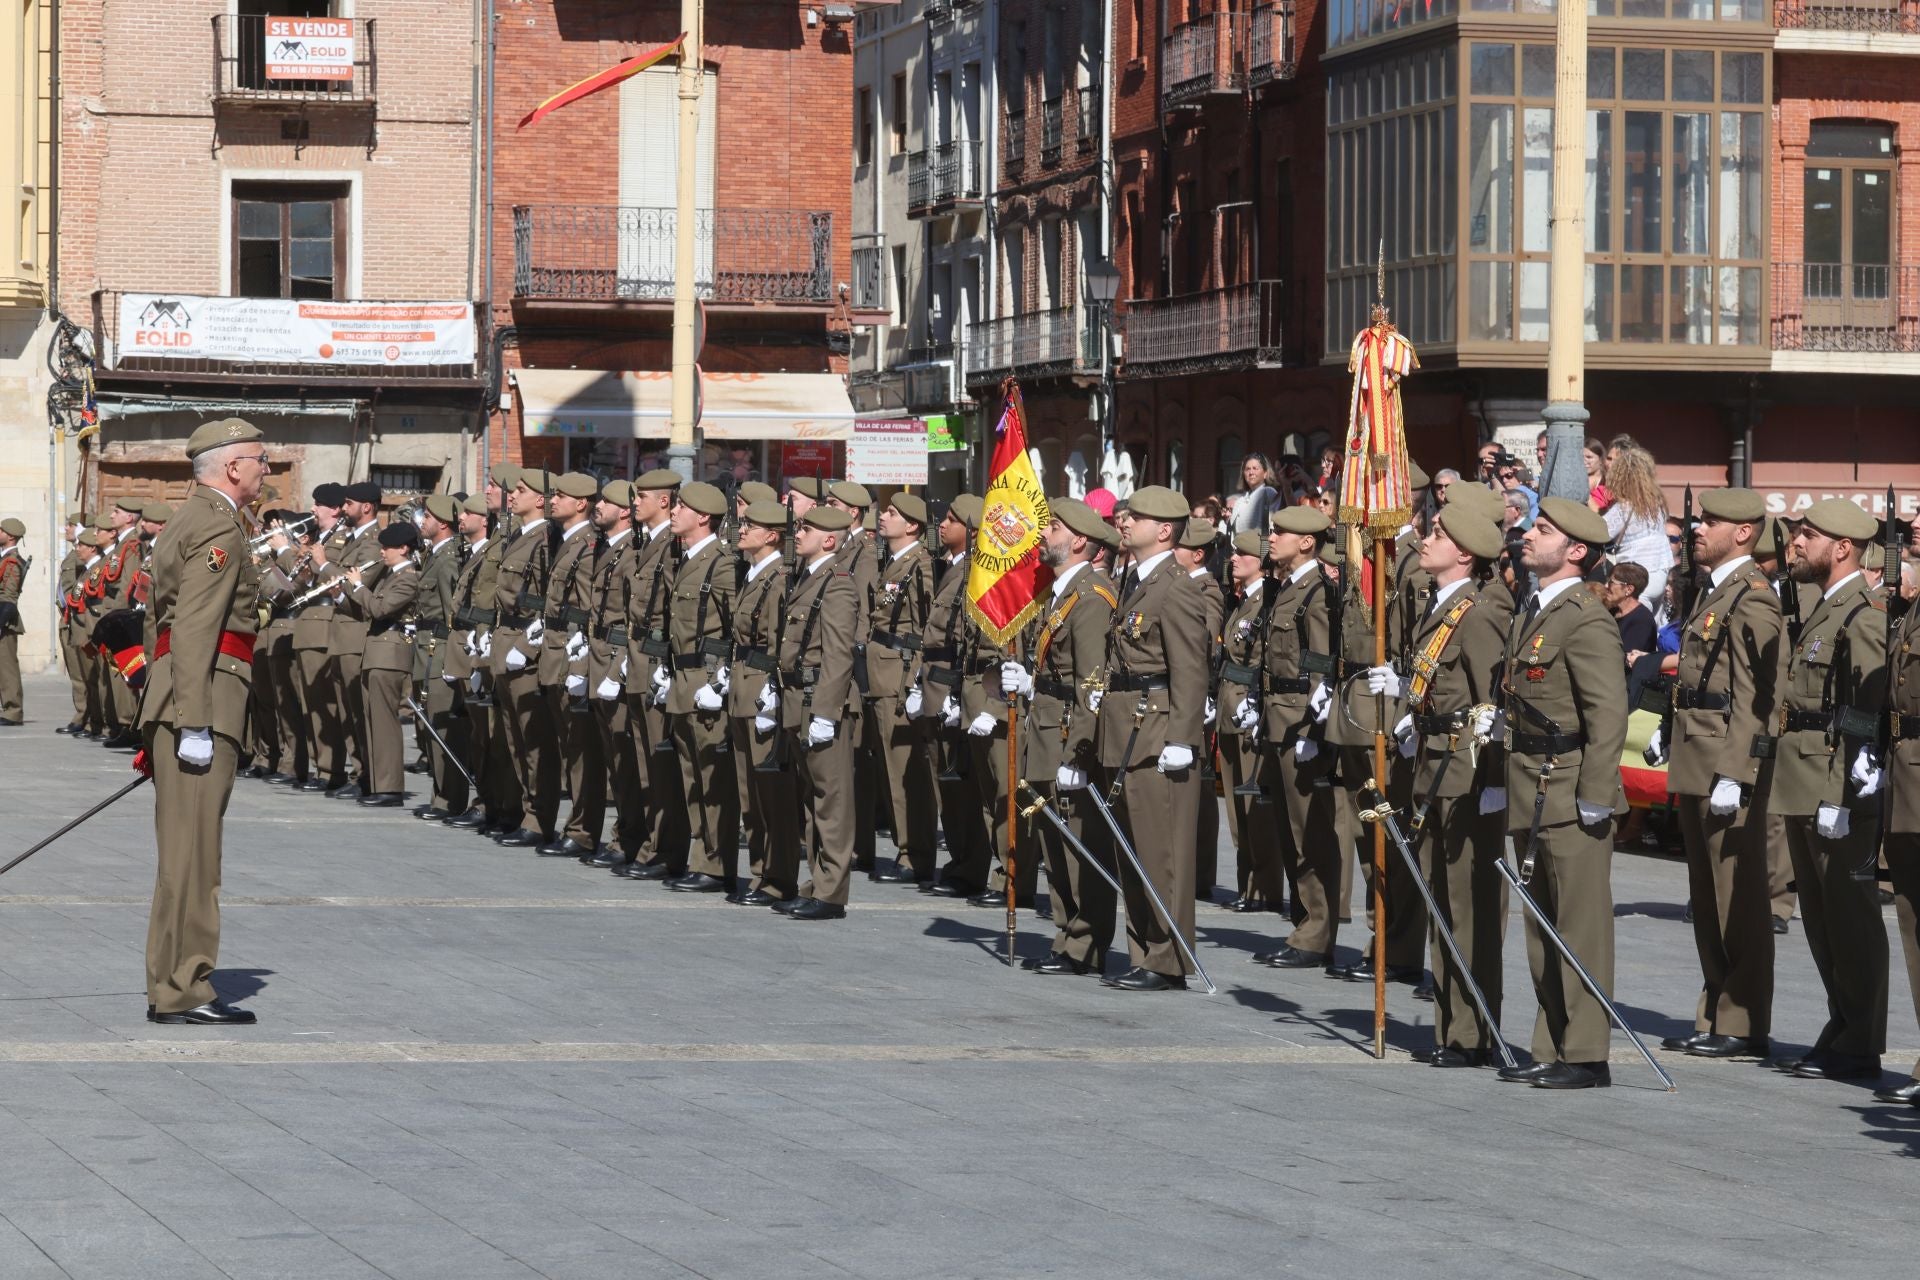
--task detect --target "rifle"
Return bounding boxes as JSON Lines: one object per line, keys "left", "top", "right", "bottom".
{"left": 1678, "top": 484, "right": 1699, "bottom": 626}
{"left": 1857, "top": 484, "right": 1902, "bottom": 880}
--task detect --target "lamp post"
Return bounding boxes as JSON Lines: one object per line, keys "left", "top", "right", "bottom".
{"left": 1083, "top": 259, "right": 1122, "bottom": 452}
{"left": 1540, "top": 0, "right": 1588, "bottom": 501}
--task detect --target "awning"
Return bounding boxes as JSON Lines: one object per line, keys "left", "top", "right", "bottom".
{"left": 512, "top": 369, "right": 854, "bottom": 442}
{"left": 97, "top": 393, "right": 364, "bottom": 420}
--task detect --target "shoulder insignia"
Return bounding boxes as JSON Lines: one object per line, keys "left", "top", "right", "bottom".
{"left": 1090, "top": 584, "right": 1117, "bottom": 609}
{"left": 207, "top": 547, "right": 230, "bottom": 574}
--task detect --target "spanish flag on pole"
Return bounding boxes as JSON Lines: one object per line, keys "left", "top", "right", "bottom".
{"left": 519, "top": 34, "right": 686, "bottom": 129}
{"left": 966, "top": 379, "right": 1053, "bottom": 645}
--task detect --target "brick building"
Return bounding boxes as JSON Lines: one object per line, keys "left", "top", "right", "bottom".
{"left": 59, "top": 1, "right": 488, "bottom": 510}
{"left": 496, "top": 1, "right": 858, "bottom": 489}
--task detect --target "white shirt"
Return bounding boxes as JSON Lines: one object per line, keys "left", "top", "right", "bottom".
{"left": 1131, "top": 549, "right": 1174, "bottom": 583}
{"left": 516, "top": 517, "right": 548, "bottom": 537}
{"left": 603, "top": 528, "right": 631, "bottom": 550}
{"left": 1824, "top": 570, "right": 1863, "bottom": 601}
{"left": 560, "top": 518, "right": 591, "bottom": 542}
{"left": 1240, "top": 578, "right": 1263, "bottom": 600}
{"left": 644, "top": 519, "right": 671, "bottom": 542}
{"left": 1527, "top": 575, "right": 1584, "bottom": 615}
{"left": 1709, "top": 555, "right": 1751, "bottom": 589}
{"left": 1286, "top": 559, "right": 1319, "bottom": 586}
{"left": 350, "top": 519, "right": 377, "bottom": 541}
{"left": 1430, "top": 576, "right": 1472, "bottom": 611}
{"left": 746, "top": 552, "right": 781, "bottom": 583}
{"left": 467, "top": 536, "right": 489, "bottom": 556}
{"left": 682, "top": 533, "right": 717, "bottom": 561}
{"left": 807, "top": 554, "right": 835, "bottom": 576}
{"left": 1189, "top": 566, "right": 1209, "bottom": 580}
{"left": 429, "top": 536, "right": 454, "bottom": 556}
{"left": 1052, "top": 561, "right": 1088, "bottom": 602}
{"left": 116, "top": 524, "right": 140, "bottom": 544}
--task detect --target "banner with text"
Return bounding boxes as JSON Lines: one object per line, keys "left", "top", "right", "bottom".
{"left": 848, "top": 417, "right": 930, "bottom": 486}
{"left": 266, "top": 17, "right": 356, "bottom": 81}
{"left": 114, "top": 295, "right": 477, "bottom": 368}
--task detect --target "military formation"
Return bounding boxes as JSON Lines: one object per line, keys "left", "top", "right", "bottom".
{"left": 14, "top": 419, "right": 1920, "bottom": 1103}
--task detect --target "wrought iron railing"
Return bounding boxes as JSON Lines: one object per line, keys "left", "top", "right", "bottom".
{"left": 964, "top": 309, "right": 1101, "bottom": 381}
{"left": 212, "top": 14, "right": 376, "bottom": 103}
{"left": 1163, "top": 13, "right": 1249, "bottom": 107}
{"left": 1006, "top": 111, "right": 1027, "bottom": 170}
{"left": 1042, "top": 97, "right": 1064, "bottom": 166}
{"left": 1249, "top": 2, "right": 1298, "bottom": 85}
{"left": 909, "top": 141, "right": 983, "bottom": 214}
{"left": 907, "top": 151, "right": 933, "bottom": 212}
{"left": 927, "top": 0, "right": 954, "bottom": 24}
{"left": 1771, "top": 262, "right": 1920, "bottom": 353}
{"left": 1077, "top": 84, "right": 1100, "bottom": 151}
{"left": 902, "top": 343, "right": 958, "bottom": 409}
{"left": 1774, "top": 0, "right": 1920, "bottom": 32}
{"left": 852, "top": 236, "right": 887, "bottom": 312}
{"left": 512, "top": 205, "right": 835, "bottom": 304}
{"left": 1121, "top": 281, "right": 1286, "bottom": 374}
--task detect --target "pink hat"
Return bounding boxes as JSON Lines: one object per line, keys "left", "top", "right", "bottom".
{"left": 1083, "top": 488, "right": 1116, "bottom": 519}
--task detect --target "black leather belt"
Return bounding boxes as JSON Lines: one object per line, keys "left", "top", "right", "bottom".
{"left": 638, "top": 634, "right": 671, "bottom": 657}
{"left": 455, "top": 606, "right": 496, "bottom": 628}
{"left": 1674, "top": 688, "right": 1729, "bottom": 711}
{"left": 1782, "top": 709, "right": 1834, "bottom": 733}
{"left": 1508, "top": 730, "right": 1584, "bottom": 755}
{"left": 736, "top": 645, "right": 778, "bottom": 672}
{"left": 672, "top": 653, "right": 709, "bottom": 670}
{"left": 1219, "top": 660, "right": 1261, "bottom": 687}
{"left": 784, "top": 665, "right": 821, "bottom": 687}
{"left": 496, "top": 610, "right": 538, "bottom": 631}
{"left": 871, "top": 630, "right": 921, "bottom": 653}
{"left": 964, "top": 657, "right": 1002, "bottom": 675}
{"left": 592, "top": 622, "right": 628, "bottom": 645}
{"left": 1895, "top": 713, "right": 1920, "bottom": 740}
{"left": 1106, "top": 673, "right": 1169, "bottom": 693}
{"left": 368, "top": 620, "right": 405, "bottom": 637}
{"left": 921, "top": 645, "right": 959, "bottom": 664}
{"left": 417, "top": 621, "right": 449, "bottom": 639}
{"left": 1268, "top": 675, "right": 1311, "bottom": 695}
{"left": 1413, "top": 711, "right": 1469, "bottom": 735}
{"left": 1034, "top": 676, "right": 1076, "bottom": 700}
{"left": 924, "top": 665, "right": 961, "bottom": 689}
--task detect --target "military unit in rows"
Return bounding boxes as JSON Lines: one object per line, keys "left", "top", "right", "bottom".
{"left": 34, "top": 455, "right": 1920, "bottom": 1098}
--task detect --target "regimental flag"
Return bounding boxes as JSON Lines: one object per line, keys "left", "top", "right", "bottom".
{"left": 1336, "top": 305, "right": 1420, "bottom": 537}
{"left": 966, "top": 380, "right": 1053, "bottom": 646}
{"left": 518, "top": 35, "right": 686, "bottom": 129}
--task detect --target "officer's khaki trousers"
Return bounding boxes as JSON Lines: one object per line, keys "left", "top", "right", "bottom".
{"left": 144, "top": 724, "right": 239, "bottom": 1014}
{"left": 1522, "top": 819, "right": 1616, "bottom": 1064}
{"left": 675, "top": 707, "right": 737, "bottom": 877}
{"left": 1783, "top": 812, "right": 1888, "bottom": 1058}
{"left": 794, "top": 723, "right": 855, "bottom": 905}
{"left": 1678, "top": 795, "right": 1775, "bottom": 1040}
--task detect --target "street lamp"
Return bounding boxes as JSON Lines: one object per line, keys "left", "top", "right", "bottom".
{"left": 1083, "top": 259, "right": 1122, "bottom": 450}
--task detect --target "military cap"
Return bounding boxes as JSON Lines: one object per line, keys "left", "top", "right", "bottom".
{"left": 488, "top": 462, "right": 522, "bottom": 490}
{"left": 1319, "top": 543, "right": 1343, "bottom": 566}
{"left": 1179, "top": 519, "right": 1217, "bottom": 550}
{"left": 93, "top": 513, "right": 116, "bottom": 530}
{"left": 423, "top": 495, "right": 460, "bottom": 524}
{"left": 634, "top": 468, "right": 683, "bottom": 492}
{"left": 78, "top": 530, "right": 107, "bottom": 548}
{"left": 515, "top": 467, "right": 554, "bottom": 496}
{"left": 600, "top": 479, "right": 634, "bottom": 508}
{"left": 803, "top": 505, "right": 853, "bottom": 532}
{"left": 738, "top": 481, "right": 778, "bottom": 506}
{"left": 948, "top": 493, "right": 983, "bottom": 530}
{"left": 378, "top": 522, "right": 419, "bottom": 549}
{"left": 460, "top": 493, "right": 489, "bottom": 517}
{"left": 312, "top": 482, "right": 346, "bottom": 508}
{"left": 1409, "top": 460, "right": 1430, "bottom": 490}
{"left": 553, "top": 471, "right": 600, "bottom": 500}
{"left": 888, "top": 492, "right": 929, "bottom": 525}
{"left": 1230, "top": 530, "right": 1265, "bottom": 558}
{"left": 342, "top": 481, "right": 382, "bottom": 506}
{"left": 1798, "top": 497, "right": 1877, "bottom": 543}
{"left": 141, "top": 503, "right": 173, "bottom": 525}
{"left": 184, "top": 416, "right": 264, "bottom": 460}
{"left": 113, "top": 496, "right": 145, "bottom": 515}
{"left": 74, "top": 512, "right": 93, "bottom": 528}
{"left": 1755, "top": 516, "right": 1785, "bottom": 557}
{"left": 1051, "top": 497, "right": 1107, "bottom": 544}
{"left": 0, "top": 517, "right": 25, "bottom": 539}
{"left": 1536, "top": 496, "right": 1610, "bottom": 545}
{"left": 743, "top": 500, "right": 790, "bottom": 528}
{"left": 678, "top": 481, "right": 728, "bottom": 517}
{"left": 788, "top": 475, "right": 829, "bottom": 500}
{"left": 1434, "top": 505, "right": 1505, "bottom": 560}
{"left": 1271, "top": 506, "right": 1332, "bottom": 536}
{"left": 1443, "top": 482, "right": 1505, "bottom": 518}
{"left": 1863, "top": 542, "right": 1884, "bottom": 571}
{"left": 830, "top": 480, "right": 873, "bottom": 509}
{"left": 1699, "top": 487, "right": 1766, "bottom": 523}
{"left": 1127, "top": 485, "right": 1189, "bottom": 523}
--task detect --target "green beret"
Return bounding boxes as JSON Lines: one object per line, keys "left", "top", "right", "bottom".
{"left": 948, "top": 494, "right": 983, "bottom": 530}
{"left": 79, "top": 530, "right": 108, "bottom": 548}
{"left": 1409, "top": 460, "right": 1430, "bottom": 490}
{"left": 1050, "top": 497, "right": 1107, "bottom": 544}
{"left": 0, "top": 517, "right": 25, "bottom": 539}
{"left": 1271, "top": 506, "right": 1332, "bottom": 536}
{"left": 830, "top": 480, "right": 873, "bottom": 508}
{"left": 634, "top": 468, "right": 683, "bottom": 492}
{"left": 184, "top": 416, "right": 263, "bottom": 460}
{"left": 1699, "top": 488, "right": 1766, "bottom": 523}
{"left": 516, "top": 468, "right": 554, "bottom": 496}
{"left": 423, "top": 495, "right": 459, "bottom": 524}
{"left": 803, "top": 505, "right": 853, "bottom": 532}
{"left": 488, "top": 463, "right": 522, "bottom": 489}
{"left": 1799, "top": 498, "right": 1878, "bottom": 542}
{"left": 1318, "top": 543, "right": 1342, "bottom": 566}
{"left": 1536, "top": 496, "right": 1610, "bottom": 545}
{"left": 1178, "top": 519, "right": 1217, "bottom": 550}
{"left": 678, "top": 481, "right": 728, "bottom": 517}
{"left": 743, "top": 500, "right": 791, "bottom": 528}
{"left": 1230, "top": 530, "right": 1265, "bottom": 557}
{"left": 600, "top": 479, "right": 634, "bottom": 508}
{"left": 738, "top": 481, "right": 778, "bottom": 506}
{"left": 888, "top": 492, "right": 928, "bottom": 525}
{"left": 788, "top": 476, "right": 828, "bottom": 500}
{"left": 141, "top": 503, "right": 173, "bottom": 525}
{"left": 1435, "top": 506, "right": 1505, "bottom": 560}
{"left": 460, "top": 493, "right": 489, "bottom": 516}
{"left": 1127, "top": 485, "right": 1188, "bottom": 523}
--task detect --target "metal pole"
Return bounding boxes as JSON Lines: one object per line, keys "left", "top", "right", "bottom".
{"left": 667, "top": 0, "right": 704, "bottom": 482}
{"left": 1539, "top": 0, "right": 1588, "bottom": 502}
{"left": 1369, "top": 535, "right": 1389, "bottom": 1059}
{"left": 1082, "top": 787, "right": 1218, "bottom": 994}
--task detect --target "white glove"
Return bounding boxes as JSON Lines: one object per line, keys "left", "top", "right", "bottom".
{"left": 565, "top": 673, "right": 587, "bottom": 697}
{"left": 1087, "top": 689, "right": 1104, "bottom": 714}
{"left": 1394, "top": 713, "right": 1417, "bottom": 759}
{"left": 1852, "top": 747, "right": 1883, "bottom": 799}
{"left": 758, "top": 683, "right": 779, "bottom": 715}
{"left": 1577, "top": 799, "right": 1613, "bottom": 826}
{"left": 1646, "top": 724, "right": 1664, "bottom": 761}
{"left": 176, "top": 727, "right": 214, "bottom": 768}
{"left": 564, "top": 631, "right": 588, "bottom": 661}
{"left": 694, "top": 683, "right": 724, "bottom": 711}
{"left": 596, "top": 675, "right": 622, "bottom": 700}
{"left": 1055, "top": 764, "right": 1088, "bottom": 791}
{"left": 754, "top": 712, "right": 777, "bottom": 734}
{"left": 1294, "top": 737, "right": 1319, "bottom": 762}
{"left": 1472, "top": 706, "right": 1503, "bottom": 740}
{"left": 1000, "top": 660, "right": 1034, "bottom": 698}
{"left": 1365, "top": 665, "right": 1404, "bottom": 698}
{"left": 1232, "top": 698, "right": 1260, "bottom": 731}
{"left": 942, "top": 695, "right": 961, "bottom": 728}
{"left": 1479, "top": 786, "right": 1507, "bottom": 815}
{"left": 469, "top": 670, "right": 484, "bottom": 694}
{"left": 1204, "top": 697, "right": 1217, "bottom": 728}
{"left": 619, "top": 656, "right": 627, "bottom": 679}
{"left": 463, "top": 633, "right": 479, "bottom": 657}
{"left": 967, "top": 712, "right": 997, "bottom": 737}
{"left": 711, "top": 664, "right": 732, "bottom": 695}
{"left": 1816, "top": 803, "right": 1851, "bottom": 840}
{"left": 525, "top": 618, "right": 544, "bottom": 646}
{"left": 905, "top": 686, "right": 924, "bottom": 718}
{"left": 478, "top": 632, "right": 492, "bottom": 659}
{"left": 808, "top": 715, "right": 836, "bottom": 747}
{"left": 505, "top": 647, "right": 529, "bottom": 671}
{"left": 1310, "top": 681, "right": 1331, "bottom": 722}
{"left": 650, "top": 664, "right": 670, "bottom": 706}
{"left": 1157, "top": 743, "right": 1195, "bottom": 773}
{"left": 1708, "top": 777, "right": 1742, "bottom": 816}
{"left": 442, "top": 669, "right": 460, "bottom": 685}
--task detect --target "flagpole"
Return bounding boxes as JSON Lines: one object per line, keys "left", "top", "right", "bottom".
{"left": 1006, "top": 691, "right": 1019, "bottom": 967}
{"left": 1370, "top": 534, "right": 1390, "bottom": 1060}
{"left": 667, "top": 0, "right": 704, "bottom": 483}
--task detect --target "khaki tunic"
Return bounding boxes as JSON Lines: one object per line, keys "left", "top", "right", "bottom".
{"left": 668, "top": 535, "right": 739, "bottom": 876}
{"left": 863, "top": 542, "right": 936, "bottom": 874}
{"left": 585, "top": 529, "right": 643, "bottom": 854}
{"left": 1217, "top": 579, "right": 1282, "bottom": 904}
{"left": 623, "top": 523, "right": 689, "bottom": 867}
{"left": 916, "top": 554, "right": 990, "bottom": 890}
{"left": 1259, "top": 564, "right": 1342, "bottom": 956}
{"left": 342, "top": 562, "right": 420, "bottom": 796}
{"left": 490, "top": 521, "right": 559, "bottom": 834}
{"left": 729, "top": 554, "right": 799, "bottom": 895}
{"left": 540, "top": 522, "right": 604, "bottom": 846}
{"left": 780, "top": 558, "right": 860, "bottom": 904}
{"left": 0, "top": 546, "right": 26, "bottom": 722}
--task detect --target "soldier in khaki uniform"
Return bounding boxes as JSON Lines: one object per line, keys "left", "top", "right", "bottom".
{"left": 490, "top": 469, "right": 561, "bottom": 847}
{"left": 863, "top": 493, "right": 937, "bottom": 883}
{"left": 338, "top": 522, "right": 422, "bottom": 806}
{"left": 1877, "top": 568, "right": 1920, "bottom": 1106}
{"left": 1769, "top": 497, "right": 1889, "bottom": 1082}
{"left": 292, "top": 486, "right": 346, "bottom": 790}
{"left": 1010, "top": 498, "right": 1118, "bottom": 976}
{"left": 1656, "top": 488, "right": 1782, "bottom": 1061}
{"left": 66, "top": 526, "right": 107, "bottom": 736}
{"left": 0, "top": 517, "right": 29, "bottom": 725}
{"left": 917, "top": 495, "right": 992, "bottom": 896}
{"left": 1174, "top": 520, "right": 1226, "bottom": 903}
{"left": 659, "top": 481, "right": 739, "bottom": 891}
{"left": 582, "top": 480, "right": 643, "bottom": 867}
{"left": 444, "top": 490, "right": 519, "bottom": 833}
{"left": 1493, "top": 497, "right": 1629, "bottom": 1090}
{"left": 409, "top": 497, "right": 466, "bottom": 820}
{"left": 960, "top": 555, "right": 1023, "bottom": 908}
{"left": 139, "top": 418, "right": 270, "bottom": 1025}
{"left": 96, "top": 499, "right": 145, "bottom": 747}
{"left": 769, "top": 504, "right": 861, "bottom": 920}
{"left": 532, "top": 472, "right": 605, "bottom": 857}
{"left": 825, "top": 482, "right": 883, "bottom": 873}
{"left": 1219, "top": 531, "right": 1284, "bottom": 912}
{"left": 53, "top": 518, "right": 90, "bottom": 733}
{"left": 618, "top": 469, "right": 691, "bottom": 880}
{"left": 315, "top": 483, "right": 385, "bottom": 797}
{"left": 728, "top": 501, "right": 801, "bottom": 903}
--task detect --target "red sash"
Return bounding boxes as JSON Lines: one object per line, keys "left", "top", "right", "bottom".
{"left": 154, "top": 628, "right": 257, "bottom": 664}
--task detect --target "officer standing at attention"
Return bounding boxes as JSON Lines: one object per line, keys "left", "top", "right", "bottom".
{"left": 139, "top": 418, "right": 269, "bottom": 1026}
{"left": 662, "top": 481, "right": 739, "bottom": 893}
{"left": 1219, "top": 531, "right": 1283, "bottom": 912}
{"left": 727, "top": 500, "right": 801, "bottom": 905}
{"left": 1092, "top": 485, "right": 1210, "bottom": 991}
{"left": 0, "top": 516, "right": 29, "bottom": 726}
{"left": 340, "top": 521, "right": 422, "bottom": 807}
{"left": 491, "top": 469, "right": 560, "bottom": 849}
{"left": 412, "top": 496, "right": 466, "bottom": 820}
{"left": 582, "top": 480, "right": 643, "bottom": 868}
{"left": 321, "top": 482, "right": 385, "bottom": 798}
{"left": 864, "top": 492, "right": 936, "bottom": 884}
{"left": 534, "top": 473, "right": 605, "bottom": 859}
{"left": 1493, "top": 497, "right": 1629, "bottom": 1090}
{"left": 917, "top": 495, "right": 992, "bottom": 897}
{"left": 618, "top": 470, "right": 691, "bottom": 880}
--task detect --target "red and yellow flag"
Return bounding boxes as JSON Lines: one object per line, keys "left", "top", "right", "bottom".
{"left": 1336, "top": 310, "right": 1420, "bottom": 536}
{"left": 518, "top": 35, "right": 686, "bottom": 129}
{"left": 966, "top": 380, "right": 1053, "bottom": 646}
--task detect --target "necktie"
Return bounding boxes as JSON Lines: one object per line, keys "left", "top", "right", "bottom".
{"left": 1522, "top": 593, "right": 1542, "bottom": 629}
{"left": 1120, "top": 567, "right": 1139, "bottom": 600}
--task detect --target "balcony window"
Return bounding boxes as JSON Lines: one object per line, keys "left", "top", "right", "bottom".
{"left": 234, "top": 184, "right": 346, "bottom": 299}
{"left": 1799, "top": 123, "right": 1896, "bottom": 336}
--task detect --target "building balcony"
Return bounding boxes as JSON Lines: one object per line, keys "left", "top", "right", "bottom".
{"left": 1041, "top": 98, "right": 1064, "bottom": 166}
{"left": 901, "top": 343, "right": 960, "bottom": 410}
{"left": 212, "top": 14, "right": 376, "bottom": 106}
{"left": 1005, "top": 111, "right": 1027, "bottom": 174}
{"left": 1249, "top": 3, "right": 1298, "bottom": 85}
{"left": 851, "top": 234, "right": 888, "bottom": 319}
{"left": 907, "top": 141, "right": 985, "bottom": 216}
{"left": 1775, "top": 0, "right": 1920, "bottom": 44}
{"left": 963, "top": 309, "right": 1101, "bottom": 383}
{"left": 1077, "top": 84, "right": 1100, "bottom": 151}
{"left": 1163, "top": 13, "right": 1249, "bottom": 109}
{"left": 1121, "top": 281, "right": 1285, "bottom": 377}
{"left": 1770, "top": 261, "right": 1920, "bottom": 369}
{"left": 927, "top": 0, "right": 955, "bottom": 24}
{"left": 512, "top": 205, "right": 834, "bottom": 308}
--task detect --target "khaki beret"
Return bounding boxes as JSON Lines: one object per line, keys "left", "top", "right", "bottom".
{"left": 141, "top": 503, "right": 173, "bottom": 525}
{"left": 79, "top": 530, "right": 108, "bottom": 548}
{"left": 1050, "top": 497, "right": 1108, "bottom": 544}
{"left": 600, "top": 479, "right": 634, "bottom": 508}
{"left": 1319, "top": 543, "right": 1343, "bottom": 566}
{"left": 743, "top": 500, "right": 791, "bottom": 528}
{"left": 948, "top": 494, "right": 983, "bottom": 530}
{"left": 788, "top": 475, "right": 829, "bottom": 500}
{"left": 114, "top": 496, "right": 145, "bottom": 515}
{"left": 888, "top": 492, "right": 929, "bottom": 525}
{"left": 634, "top": 468, "right": 683, "bottom": 492}
{"left": 1409, "top": 460, "right": 1430, "bottom": 490}
{"left": 488, "top": 462, "right": 522, "bottom": 489}
{"left": 1271, "top": 506, "right": 1332, "bottom": 536}
{"left": 1699, "top": 488, "right": 1766, "bottom": 523}
{"left": 830, "top": 480, "right": 873, "bottom": 508}
{"left": 1755, "top": 516, "right": 1786, "bottom": 557}
{"left": 678, "top": 481, "right": 728, "bottom": 517}
{"left": 1230, "top": 530, "right": 1265, "bottom": 557}
{"left": 803, "top": 505, "right": 853, "bottom": 532}
{"left": 1127, "top": 485, "right": 1188, "bottom": 523}
{"left": 423, "top": 495, "right": 459, "bottom": 524}
{"left": 738, "top": 481, "right": 778, "bottom": 507}
{"left": 516, "top": 468, "right": 554, "bottom": 496}
{"left": 93, "top": 514, "right": 115, "bottom": 530}
{"left": 1863, "top": 542, "right": 1884, "bottom": 571}
{"left": 1799, "top": 497, "right": 1878, "bottom": 543}
{"left": 1536, "top": 496, "right": 1610, "bottom": 545}
{"left": 184, "top": 416, "right": 263, "bottom": 460}
{"left": 0, "top": 517, "right": 25, "bottom": 539}
{"left": 1179, "top": 519, "right": 1217, "bottom": 550}
{"left": 1435, "top": 506, "right": 1505, "bottom": 560}
{"left": 1443, "top": 482, "right": 1506, "bottom": 518}
{"left": 460, "top": 493, "right": 489, "bottom": 516}
{"left": 553, "top": 471, "right": 600, "bottom": 500}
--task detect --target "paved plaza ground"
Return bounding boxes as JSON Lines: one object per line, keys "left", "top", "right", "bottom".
{"left": 0, "top": 673, "right": 1915, "bottom": 1279}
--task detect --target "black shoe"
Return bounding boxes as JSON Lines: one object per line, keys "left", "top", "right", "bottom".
{"left": 1685, "top": 1034, "right": 1770, "bottom": 1060}
{"left": 585, "top": 846, "right": 624, "bottom": 867}
{"left": 413, "top": 806, "right": 450, "bottom": 821}
{"left": 443, "top": 806, "right": 487, "bottom": 829}
{"left": 927, "top": 880, "right": 981, "bottom": 898}
{"left": 1872, "top": 1079, "right": 1920, "bottom": 1106}
{"left": 666, "top": 872, "right": 728, "bottom": 894}
{"left": 536, "top": 837, "right": 595, "bottom": 858}
{"left": 620, "top": 860, "right": 682, "bottom": 881}
{"left": 787, "top": 898, "right": 846, "bottom": 920}
{"left": 357, "top": 792, "right": 405, "bottom": 807}
{"left": 57, "top": 722, "right": 82, "bottom": 735}
{"left": 1497, "top": 1060, "right": 1556, "bottom": 1084}
{"left": 1261, "top": 946, "right": 1329, "bottom": 969}
{"left": 295, "top": 776, "right": 329, "bottom": 793}
{"left": 478, "top": 820, "right": 514, "bottom": 837}
{"left": 1426, "top": 1047, "right": 1495, "bottom": 1069}
{"left": 1768, "top": 1053, "right": 1813, "bottom": 1074}
{"left": 494, "top": 828, "right": 549, "bottom": 848}
{"left": 1101, "top": 966, "right": 1184, "bottom": 991}
{"left": 1328, "top": 960, "right": 1423, "bottom": 985}
{"left": 1034, "top": 954, "right": 1098, "bottom": 976}
{"left": 150, "top": 999, "right": 256, "bottom": 1026}
{"left": 239, "top": 763, "right": 269, "bottom": 780}
{"left": 770, "top": 895, "right": 809, "bottom": 915}
{"left": 869, "top": 860, "right": 917, "bottom": 884}
{"left": 324, "top": 780, "right": 360, "bottom": 800}
{"left": 1411, "top": 978, "right": 1436, "bottom": 1002}
{"left": 265, "top": 772, "right": 299, "bottom": 786}
{"left": 968, "top": 889, "right": 1008, "bottom": 908}
{"left": 100, "top": 732, "right": 139, "bottom": 749}
{"left": 733, "top": 888, "right": 779, "bottom": 907}
{"left": 1531, "top": 1061, "right": 1611, "bottom": 1090}
{"left": 1789, "top": 1051, "right": 1880, "bottom": 1081}
{"left": 1661, "top": 1032, "right": 1709, "bottom": 1052}
{"left": 405, "top": 759, "right": 432, "bottom": 774}
{"left": 1772, "top": 916, "right": 1790, "bottom": 935}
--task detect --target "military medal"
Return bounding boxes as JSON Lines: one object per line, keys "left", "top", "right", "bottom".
{"left": 1122, "top": 610, "right": 1146, "bottom": 639}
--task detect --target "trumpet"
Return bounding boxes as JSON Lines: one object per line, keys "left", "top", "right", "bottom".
{"left": 249, "top": 514, "right": 315, "bottom": 551}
